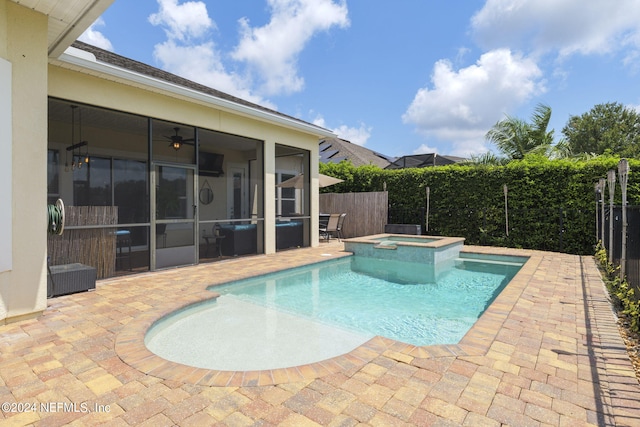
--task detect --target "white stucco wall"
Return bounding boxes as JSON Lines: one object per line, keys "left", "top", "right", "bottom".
{"left": 0, "top": 2, "right": 49, "bottom": 322}
{"left": 0, "top": 57, "right": 11, "bottom": 274}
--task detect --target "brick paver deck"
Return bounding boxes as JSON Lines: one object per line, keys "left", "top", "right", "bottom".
{"left": 1, "top": 243, "right": 639, "bottom": 426}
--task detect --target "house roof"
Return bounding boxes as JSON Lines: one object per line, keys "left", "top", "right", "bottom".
{"left": 52, "top": 41, "right": 335, "bottom": 139}
{"left": 385, "top": 153, "right": 466, "bottom": 169}
{"left": 9, "top": 0, "right": 116, "bottom": 57}
{"left": 319, "top": 137, "right": 394, "bottom": 168}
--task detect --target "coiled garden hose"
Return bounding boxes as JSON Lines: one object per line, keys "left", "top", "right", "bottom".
{"left": 47, "top": 199, "right": 65, "bottom": 235}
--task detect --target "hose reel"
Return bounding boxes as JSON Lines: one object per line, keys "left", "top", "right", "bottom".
{"left": 47, "top": 199, "right": 65, "bottom": 236}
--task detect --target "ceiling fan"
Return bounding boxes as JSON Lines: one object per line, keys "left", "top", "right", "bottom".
{"left": 165, "top": 127, "right": 195, "bottom": 151}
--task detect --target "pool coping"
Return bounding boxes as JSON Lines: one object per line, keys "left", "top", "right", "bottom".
{"left": 345, "top": 233, "right": 466, "bottom": 249}
{"left": 114, "top": 245, "right": 540, "bottom": 387}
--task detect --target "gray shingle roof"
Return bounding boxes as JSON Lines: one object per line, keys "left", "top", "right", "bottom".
{"left": 319, "top": 137, "right": 393, "bottom": 168}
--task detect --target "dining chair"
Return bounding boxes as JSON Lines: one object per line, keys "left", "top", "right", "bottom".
{"left": 319, "top": 213, "right": 341, "bottom": 241}
{"left": 336, "top": 213, "right": 347, "bottom": 240}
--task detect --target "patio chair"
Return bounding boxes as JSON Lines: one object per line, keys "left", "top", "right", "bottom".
{"left": 336, "top": 213, "right": 347, "bottom": 240}
{"left": 156, "top": 223, "right": 167, "bottom": 248}
{"left": 203, "top": 224, "right": 225, "bottom": 257}
{"left": 319, "top": 213, "right": 341, "bottom": 241}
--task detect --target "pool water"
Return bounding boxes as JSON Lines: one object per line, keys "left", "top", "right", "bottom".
{"left": 209, "top": 255, "right": 523, "bottom": 346}
{"left": 145, "top": 253, "right": 525, "bottom": 370}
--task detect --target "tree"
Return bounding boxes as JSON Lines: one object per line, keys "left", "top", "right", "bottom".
{"left": 485, "top": 103, "right": 556, "bottom": 160}
{"left": 561, "top": 102, "right": 640, "bottom": 157}
{"left": 462, "top": 152, "right": 509, "bottom": 166}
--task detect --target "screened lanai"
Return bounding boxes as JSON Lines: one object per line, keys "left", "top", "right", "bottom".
{"left": 47, "top": 98, "right": 312, "bottom": 278}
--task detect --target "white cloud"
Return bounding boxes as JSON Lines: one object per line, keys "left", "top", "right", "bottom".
{"left": 412, "top": 144, "right": 439, "bottom": 155}
{"left": 152, "top": 40, "right": 274, "bottom": 108}
{"left": 148, "top": 0, "right": 275, "bottom": 107}
{"left": 232, "top": 0, "right": 350, "bottom": 96}
{"left": 333, "top": 124, "right": 371, "bottom": 146}
{"left": 147, "top": 0, "right": 348, "bottom": 107}
{"left": 471, "top": 0, "right": 640, "bottom": 60}
{"left": 313, "top": 115, "right": 371, "bottom": 146}
{"left": 403, "top": 0, "right": 640, "bottom": 157}
{"left": 148, "top": 0, "right": 214, "bottom": 42}
{"left": 402, "top": 49, "right": 545, "bottom": 156}
{"left": 312, "top": 116, "right": 327, "bottom": 128}
{"left": 79, "top": 18, "right": 113, "bottom": 51}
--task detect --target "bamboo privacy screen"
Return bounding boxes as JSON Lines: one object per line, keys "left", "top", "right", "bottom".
{"left": 319, "top": 191, "right": 388, "bottom": 238}
{"left": 47, "top": 206, "right": 118, "bottom": 279}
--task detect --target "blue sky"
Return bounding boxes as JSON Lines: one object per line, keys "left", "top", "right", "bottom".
{"left": 80, "top": 0, "right": 640, "bottom": 158}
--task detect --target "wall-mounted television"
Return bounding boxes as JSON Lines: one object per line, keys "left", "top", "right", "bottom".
{"left": 198, "top": 152, "right": 224, "bottom": 177}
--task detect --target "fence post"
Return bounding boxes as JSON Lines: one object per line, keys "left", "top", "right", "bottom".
{"left": 594, "top": 182, "right": 601, "bottom": 243}
{"left": 599, "top": 178, "right": 606, "bottom": 244}
{"left": 425, "top": 186, "right": 430, "bottom": 233}
{"left": 607, "top": 169, "right": 616, "bottom": 262}
{"left": 503, "top": 184, "right": 509, "bottom": 237}
{"left": 619, "top": 159, "right": 629, "bottom": 280}
{"left": 482, "top": 207, "right": 487, "bottom": 245}
{"left": 558, "top": 207, "right": 564, "bottom": 253}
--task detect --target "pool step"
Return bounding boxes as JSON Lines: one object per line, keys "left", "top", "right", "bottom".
{"left": 455, "top": 257, "right": 524, "bottom": 267}
{"left": 374, "top": 241, "right": 398, "bottom": 249}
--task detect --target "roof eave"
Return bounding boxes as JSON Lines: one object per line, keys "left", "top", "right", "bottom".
{"left": 47, "top": 1, "right": 116, "bottom": 57}
{"left": 55, "top": 46, "right": 336, "bottom": 138}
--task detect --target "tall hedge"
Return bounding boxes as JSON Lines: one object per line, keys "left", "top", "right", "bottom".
{"left": 320, "top": 156, "right": 639, "bottom": 255}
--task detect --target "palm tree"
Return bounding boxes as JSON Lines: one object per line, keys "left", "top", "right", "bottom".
{"left": 463, "top": 152, "right": 509, "bottom": 166}
{"left": 485, "top": 103, "right": 555, "bottom": 160}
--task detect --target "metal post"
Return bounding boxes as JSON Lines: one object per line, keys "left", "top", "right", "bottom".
{"left": 558, "top": 207, "right": 564, "bottom": 253}
{"left": 594, "top": 182, "right": 600, "bottom": 242}
{"left": 607, "top": 169, "right": 616, "bottom": 263}
{"left": 599, "top": 178, "right": 606, "bottom": 244}
{"left": 425, "top": 186, "right": 430, "bottom": 233}
{"left": 483, "top": 207, "right": 487, "bottom": 245}
{"left": 618, "top": 159, "right": 629, "bottom": 279}
{"left": 503, "top": 184, "right": 509, "bottom": 236}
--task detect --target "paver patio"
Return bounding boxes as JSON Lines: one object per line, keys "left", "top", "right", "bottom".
{"left": 1, "top": 242, "right": 639, "bottom": 426}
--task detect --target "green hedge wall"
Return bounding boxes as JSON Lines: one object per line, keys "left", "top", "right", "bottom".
{"left": 320, "top": 156, "right": 639, "bottom": 255}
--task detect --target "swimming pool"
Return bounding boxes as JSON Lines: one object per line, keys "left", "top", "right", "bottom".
{"left": 212, "top": 255, "right": 523, "bottom": 343}
{"left": 145, "top": 253, "right": 525, "bottom": 370}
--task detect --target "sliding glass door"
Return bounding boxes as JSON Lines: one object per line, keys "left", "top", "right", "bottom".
{"left": 153, "top": 164, "right": 197, "bottom": 269}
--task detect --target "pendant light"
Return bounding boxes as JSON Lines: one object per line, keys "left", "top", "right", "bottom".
{"left": 65, "top": 105, "right": 89, "bottom": 172}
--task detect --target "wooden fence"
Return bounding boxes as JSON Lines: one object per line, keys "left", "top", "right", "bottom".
{"left": 47, "top": 206, "right": 118, "bottom": 279}
{"left": 320, "top": 191, "right": 388, "bottom": 238}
